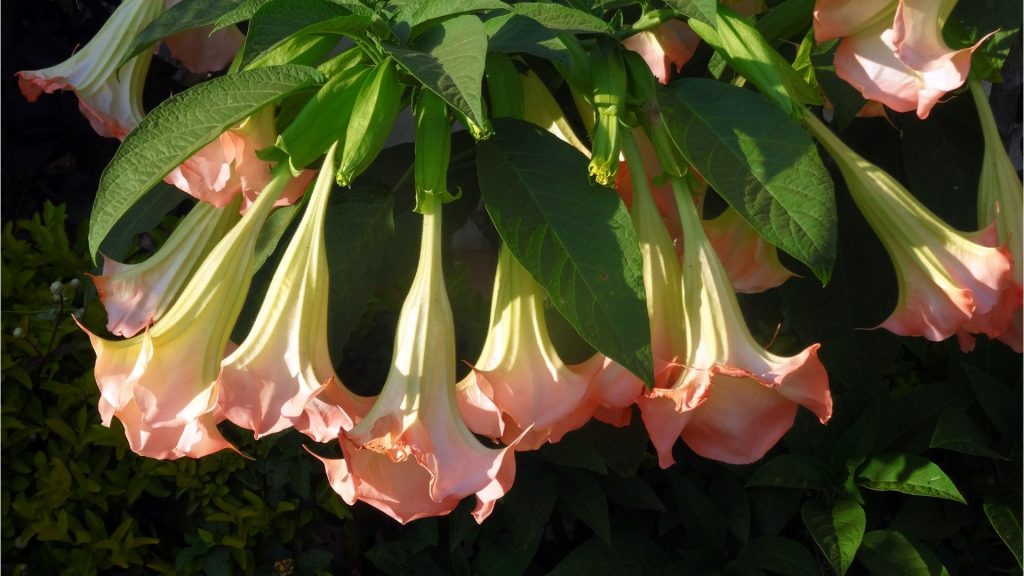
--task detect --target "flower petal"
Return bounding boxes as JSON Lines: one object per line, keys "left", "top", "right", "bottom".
{"left": 623, "top": 20, "right": 701, "bottom": 85}
{"left": 163, "top": 24, "right": 244, "bottom": 74}
{"left": 703, "top": 207, "right": 795, "bottom": 293}
{"left": 813, "top": 0, "right": 896, "bottom": 42}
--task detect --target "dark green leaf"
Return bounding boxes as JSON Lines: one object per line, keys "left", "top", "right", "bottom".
{"left": 802, "top": 496, "right": 865, "bottom": 576}
{"left": 948, "top": 0, "right": 1022, "bottom": 82}
{"left": 240, "top": 0, "right": 356, "bottom": 69}
{"left": 475, "top": 468, "right": 557, "bottom": 576}
{"left": 747, "top": 454, "right": 826, "bottom": 490}
{"left": 659, "top": 79, "right": 837, "bottom": 282}
{"left": 983, "top": 500, "right": 1023, "bottom": 567}
{"left": 324, "top": 191, "right": 395, "bottom": 356}
{"left": 672, "top": 475, "right": 727, "bottom": 555}
{"left": 395, "top": 0, "right": 509, "bottom": 31}
{"left": 547, "top": 533, "right": 666, "bottom": 576}
{"left": 477, "top": 118, "right": 652, "bottom": 385}
{"left": 709, "top": 475, "right": 751, "bottom": 543}
{"left": 733, "top": 536, "right": 819, "bottom": 576}
{"left": 89, "top": 65, "right": 324, "bottom": 257}
{"left": 855, "top": 453, "right": 966, "bottom": 504}
{"left": 98, "top": 183, "right": 187, "bottom": 261}
{"left": 127, "top": 0, "right": 245, "bottom": 62}
{"left": 511, "top": 3, "right": 612, "bottom": 34}
{"left": 559, "top": 470, "right": 611, "bottom": 545}
{"left": 964, "top": 363, "right": 1022, "bottom": 444}
{"left": 756, "top": 0, "right": 814, "bottom": 43}
{"left": 485, "top": 13, "right": 569, "bottom": 65}
{"left": 929, "top": 408, "right": 1005, "bottom": 459}
{"left": 214, "top": 0, "right": 273, "bottom": 30}
{"left": 663, "top": 0, "right": 716, "bottom": 29}
{"left": 831, "top": 400, "right": 880, "bottom": 472}
{"left": 811, "top": 44, "right": 867, "bottom": 132}
{"left": 604, "top": 474, "right": 665, "bottom": 512}
{"left": 386, "top": 15, "right": 490, "bottom": 131}
{"left": 858, "top": 530, "right": 950, "bottom": 576}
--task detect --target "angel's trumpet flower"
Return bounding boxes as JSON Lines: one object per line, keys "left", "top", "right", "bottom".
{"left": 971, "top": 80, "right": 1024, "bottom": 352}
{"left": 165, "top": 107, "right": 314, "bottom": 210}
{"left": 316, "top": 197, "right": 518, "bottom": 524}
{"left": 703, "top": 207, "right": 796, "bottom": 293}
{"left": 623, "top": 20, "right": 701, "bottom": 85}
{"left": 16, "top": 0, "right": 162, "bottom": 138}
{"left": 457, "top": 247, "right": 599, "bottom": 451}
{"left": 814, "top": 0, "right": 991, "bottom": 119}
{"left": 162, "top": 0, "right": 243, "bottom": 74}
{"left": 80, "top": 166, "right": 293, "bottom": 458}
{"left": 638, "top": 174, "right": 832, "bottom": 467}
{"left": 90, "top": 201, "right": 238, "bottom": 338}
{"left": 806, "top": 111, "right": 1020, "bottom": 351}
{"left": 220, "top": 145, "right": 372, "bottom": 441}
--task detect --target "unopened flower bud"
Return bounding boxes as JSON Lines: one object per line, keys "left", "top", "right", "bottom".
{"left": 414, "top": 90, "right": 458, "bottom": 213}
{"left": 337, "top": 60, "right": 403, "bottom": 186}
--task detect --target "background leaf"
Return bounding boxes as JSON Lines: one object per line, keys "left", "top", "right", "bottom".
{"left": 477, "top": 118, "right": 652, "bottom": 386}
{"left": 510, "top": 3, "right": 611, "bottom": 34}
{"left": 855, "top": 453, "right": 966, "bottom": 504}
{"left": 659, "top": 79, "right": 837, "bottom": 282}
{"left": 858, "top": 530, "right": 950, "bottom": 576}
{"left": 802, "top": 496, "right": 865, "bottom": 576}
{"left": 88, "top": 65, "right": 323, "bottom": 257}
{"left": 983, "top": 500, "right": 1024, "bottom": 568}
{"left": 664, "top": 0, "right": 717, "bottom": 29}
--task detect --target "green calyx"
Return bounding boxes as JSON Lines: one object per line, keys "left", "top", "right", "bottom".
{"left": 414, "top": 90, "right": 459, "bottom": 214}
{"left": 337, "top": 59, "right": 404, "bottom": 186}
{"left": 588, "top": 39, "right": 627, "bottom": 186}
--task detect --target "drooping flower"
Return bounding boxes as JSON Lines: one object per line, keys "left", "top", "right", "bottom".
{"left": 814, "top": 0, "right": 991, "bottom": 119}
{"left": 161, "top": 0, "right": 243, "bottom": 74}
{"left": 637, "top": 175, "right": 833, "bottom": 467}
{"left": 703, "top": 207, "right": 795, "bottom": 293}
{"left": 318, "top": 197, "right": 518, "bottom": 524}
{"left": 17, "top": 0, "right": 163, "bottom": 138}
{"left": 90, "top": 201, "right": 238, "bottom": 338}
{"left": 165, "top": 106, "right": 315, "bottom": 210}
{"left": 80, "top": 166, "right": 294, "bottom": 458}
{"left": 220, "top": 144, "right": 372, "bottom": 441}
{"left": 805, "top": 111, "right": 1019, "bottom": 350}
{"left": 971, "top": 80, "right": 1024, "bottom": 352}
{"left": 623, "top": 20, "right": 701, "bottom": 85}
{"left": 456, "top": 247, "right": 599, "bottom": 451}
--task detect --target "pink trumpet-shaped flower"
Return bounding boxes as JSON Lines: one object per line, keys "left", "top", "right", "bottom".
{"left": 318, "top": 197, "right": 518, "bottom": 524}
{"left": 220, "top": 145, "right": 372, "bottom": 441}
{"left": 703, "top": 207, "right": 795, "bottom": 293}
{"left": 806, "top": 111, "right": 1020, "bottom": 350}
{"left": 623, "top": 20, "right": 701, "bottom": 85}
{"left": 163, "top": 0, "right": 243, "bottom": 74}
{"left": 637, "top": 174, "right": 833, "bottom": 467}
{"left": 165, "top": 107, "right": 315, "bottom": 210}
{"left": 80, "top": 166, "right": 294, "bottom": 458}
{"left": 815, "top": 0, "right": 990, "bottom": 119}
{"left": 17, "top": 0, "right": 163, "bottom": 138}
{"left": 457, "top": 247, "right": 599, "bottom": 451}
{"left": 90, "top": 201, "right": 238, "bottom": 338}
{"left": 971, "top": 81, "right": 1024, "bottom": 352}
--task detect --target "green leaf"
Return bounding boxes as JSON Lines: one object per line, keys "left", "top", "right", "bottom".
{"left": 559, "top": 470, "right": 611, "bottom": 545}
{"left": 323, "top": 191, "right": 395, "bottom": 354}
{"left": 983, "top": 500, "right": 1023, "bottom": 567}
{"left": 672, "top": 475, "right": 727, "bottom": 556}
{"left": 689, "top": 6, "right": 821, "bottom": 115}
{"left": 89, "top": 65, "right": 324, "bottom": 257}
{"left": 127, "top": 0, "right": 245, "bottom": 62}
{"left": 733, "top": 536, "right": 820, "bottom": 576}
{"left": 663, "top": 0, "right": 717, "bottom": 29}
{"left": 474, "top": 469, "right": 558, "bottom": 576}
{"left": 98, "top": 183, "right": 187, "bottom": 261}
{"left": 756, "top": 0, "right": 814, "bottom": 43}
{"left": 547, "top": 533, "right": 666, "bottom": 576}
{"left": 747, "top": 454, "right": 826, "bottom": 490}
{"left": 395, "top": 0, "right": 509, "bottom": 31}
{"left": 802, "top": 496, "right": 865, "bottom": 576}
{"left": 214, "top": 0, "right": 273, "bottom": 30}
{"left": 858, "top": 530, "right": 950, "bottom": 576}
{"left": 385, "top": 15, "right": 489, "bottom": 132}
{"left": 855, "top": 453, "right": 966, "bottom": 504}
{"left": 477, "top": 118, "right": 652, "bottom": 386}
{"left": 929, "top": 408, "right": 1005, "bottom": 459}
{"left": 964, "top": 363, "right": 1022, "bottom": 443}
{"left": 511, "top": 3, "right": 612, "bottom": 34}
{"left": 659, "top": 79, "right": 837, "bottom": 283}
{"left": 604, "top": 474, "right": 665, "bottom": 512}
{"left": 485, "top": 13, "right": 569, "bottom": 65}
{"left": 240, "top": 0, "right": 357, "bottom": 69}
